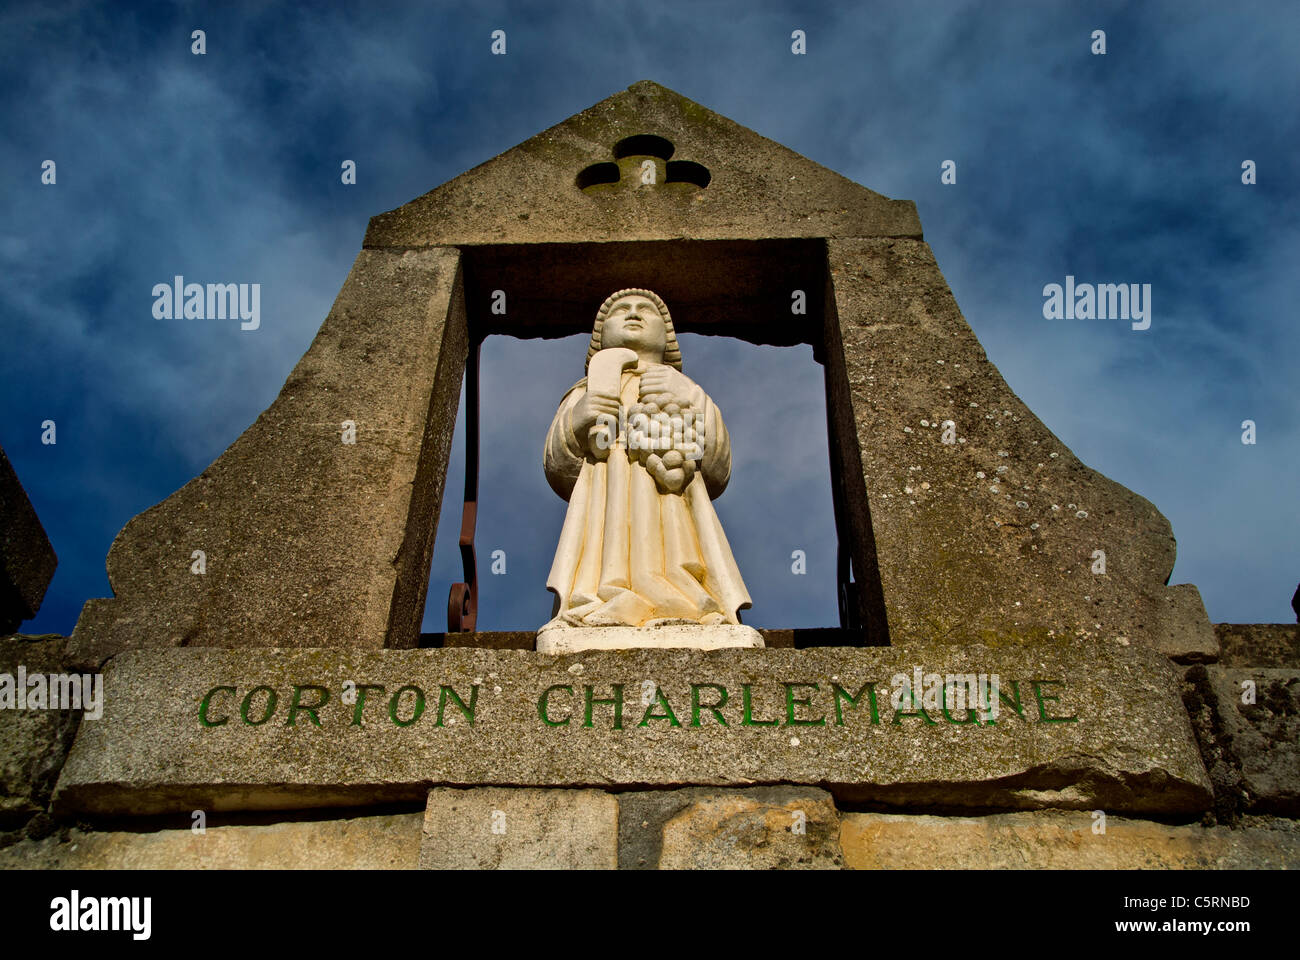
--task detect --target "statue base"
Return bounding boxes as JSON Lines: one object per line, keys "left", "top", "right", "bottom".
{"left": 535, "top": 622, "right": 765, "bottom": 654}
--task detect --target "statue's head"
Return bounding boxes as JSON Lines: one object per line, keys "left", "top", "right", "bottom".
{"left": 587, "top": 288, "right": 682, "bottom": 372}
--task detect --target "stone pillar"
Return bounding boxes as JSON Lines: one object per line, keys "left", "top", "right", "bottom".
{"left": 68, "top": 247, "right": 467, "bottom": 668}
{"left": 827, "top": 237, "right": 1214, "bottom": 654}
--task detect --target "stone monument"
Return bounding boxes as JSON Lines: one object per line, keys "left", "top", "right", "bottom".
{"left": 1, "top": 82, "right": 1295, "bottom": 871}
{"left": 538, "top": 288, "right": 762, "bottom": 653}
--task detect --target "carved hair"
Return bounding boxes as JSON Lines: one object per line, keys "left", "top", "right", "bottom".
{"left": 586, "top": 288, "right": 682, "bottom": 372}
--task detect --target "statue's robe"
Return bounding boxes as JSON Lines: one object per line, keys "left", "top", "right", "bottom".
{"left": 543, "top": 362, "right": 751, "bottom": 627}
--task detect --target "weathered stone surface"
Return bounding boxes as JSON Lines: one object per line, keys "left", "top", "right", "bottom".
{"left": 67, "top": 247, "right": 467, "bottom": 670}
{"left": 420, "top": 787, "right": 616, "bottom": 869}
{"left": 434, "top": 631, "right": 537, "bottom": 650}
{"left": 1184, "top": 665, "right": 1299, "bottom": 817}
{"left": 1215, "top": 623, "right": 1299, "bottom": 668}
{"left": 0, "top": 636, "right": 80, "bottom": 828}
{"left": 0, "top": 446, "right": 57, "bottom": 634}
{"left": 1151, "top": 584, "right": 1220, "bottom": 663}
{"left": 619, "top": 786, "right": 841, "bottom": 869}
{"left": 840, "top": 810, "right": 1300, "bottom": 869}
{"left": 54, "top": 643, "right": 1210, "bottom": 818}
{"left": 365, "top": 81, "right": 920, "bottom": 249}
{"left": 827, "top": 237, "right": 1196, "bottom": 651}
{"left": 0, "top": 812, "right": 421, "bottom": 869}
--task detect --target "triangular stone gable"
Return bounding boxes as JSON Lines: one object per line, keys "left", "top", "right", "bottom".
{"left": 64, "top": 79, "right": 1220, "bottom": 676}
{"left": 364, "top": 80, "right": 922, "bottom": 247}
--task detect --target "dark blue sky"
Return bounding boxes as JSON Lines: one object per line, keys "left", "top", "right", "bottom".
{"left": 2, "top": 0, "right": 1296, "bottom": 636}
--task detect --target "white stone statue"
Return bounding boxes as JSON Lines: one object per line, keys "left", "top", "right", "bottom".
{"left": 537, "top": 289, "right": 762, "bottom": 652}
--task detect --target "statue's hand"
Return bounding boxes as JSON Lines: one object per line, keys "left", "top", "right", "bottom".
{"left": 638, "top": 365, "right": 694, "bottom": 407}
{"left": 572, "top": 391, "right": 619, "bottom": 435}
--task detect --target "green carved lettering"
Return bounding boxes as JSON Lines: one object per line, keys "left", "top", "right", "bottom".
{"left": 388, "top": 684, "right": 426, "bottom": 727}
{"left": 351, "top": 684, "right": 385, "bottom": 726}
{"left": 638, "top": 688, "right": 681, "bottom": 727}
{"left": 891, "top": 686, "right": 937, "bottom": 725}
{"left": 436, "top": 685, "right": 478, "bottom": 726}
{"left": 784, "top": 683, "right": 825, "bottom": 726}
{"left": 1032, "top": 680, "right": 1078, "bottom": 723}
{"left": 741, "top": 684, "right": 778, "bottom": 726}
{"left": 690, "top": 684, "right": 729, "bottom": 727}
{"left": 240, "top": 686, "right": 277, "bottom": 726}
{"left": 584, "top": 684, "right": 624, "bottom": 729}
{"left": 199, "top": 685, "right": 235, "bottom": 727}
{"left": 538, "top": 684, "right": 573, "bottom": 726}
{"left": 286, "top": 684, "right": 329, "bottom": 727}
{"left": 832, "top": 682, "right": 879, "bottom": 725}
{"left": 986, "top": 680, "right": 1026, "bottom": 725}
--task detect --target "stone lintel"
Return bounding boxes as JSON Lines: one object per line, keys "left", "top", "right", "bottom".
{"left": 53, "top": 642, "right": 1211, "bottom": 818}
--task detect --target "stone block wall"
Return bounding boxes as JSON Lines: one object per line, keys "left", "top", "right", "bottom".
{"left": 3, "top": 785, "right": 1298, "bottom": 870}
{"left": 1, "top": 625, "right": 1295, "bottom": 869}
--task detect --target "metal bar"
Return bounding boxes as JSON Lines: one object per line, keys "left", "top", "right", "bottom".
{"left": 447, "top": 334, "right": 482, "bottom": 632}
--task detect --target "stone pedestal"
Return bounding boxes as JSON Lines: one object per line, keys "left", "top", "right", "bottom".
{"left": 535, "top": 622, "right": 764, "bottom": 653}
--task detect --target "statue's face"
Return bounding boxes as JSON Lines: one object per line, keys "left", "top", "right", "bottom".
{"left": 601, "top": 295, "right": 667, "bottom": 359}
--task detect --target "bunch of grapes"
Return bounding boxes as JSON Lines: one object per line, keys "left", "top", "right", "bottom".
{"left": 626, "top": 398, "right": 704, "bottom": 495}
